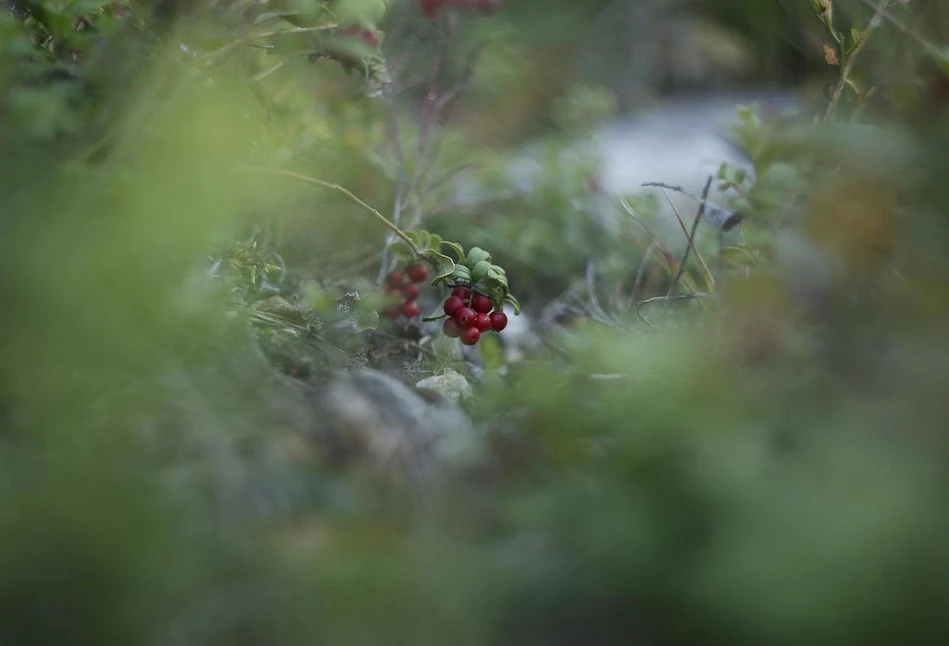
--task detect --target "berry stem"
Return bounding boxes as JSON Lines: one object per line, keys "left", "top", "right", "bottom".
{"left": 248, "top": 167, "right": 425, "bottom": 257}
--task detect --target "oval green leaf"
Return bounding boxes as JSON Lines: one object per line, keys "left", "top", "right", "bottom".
{"left": 465, "top": 246, "right": 491, "bottom": 269}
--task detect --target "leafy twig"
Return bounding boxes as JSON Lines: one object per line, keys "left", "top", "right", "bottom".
{"left": 824, "top": 0, "right": 891, "bottom": 119}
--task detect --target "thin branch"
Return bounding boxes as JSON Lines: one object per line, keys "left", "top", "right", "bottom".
{"left": 376, "top": 66, "right": 411, "bottom": 284}
{"left": 200, "top": 25, "right": 339, "bottom": 63}
{"left": 246, "top": 167, "right": 423, "bottom": 256}
{"left": 859, "top": 0, "right": 943, "bottom": 60}
{"left": 416, "top": 41, "right": 488, "bottom": 200}
{"left": 666, "top": 176, "right": 713, "bottom": 299}
{"left": 824, "top": 0, "right": 890, "bottom": 119}
{"left": 434, "top": 40, "right": 489, "bottom": 113}
{"left": 642, "top": 181, "right": 705, "bottom": 203}
{"left": 652, "top": 184, "right": 716, "bottom": 289}
{"left": 252, "top": 59, "right": 286, "bottom": 82}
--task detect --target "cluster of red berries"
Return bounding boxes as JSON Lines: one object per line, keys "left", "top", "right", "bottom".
{"left": 420, "top": 0, "right": 503, "bottom": 20}
{"left": 382, "top": 262, "right": 430, "bottom": 320}
{"left": 441, "top": 285, "right": 508, "bottom": 346}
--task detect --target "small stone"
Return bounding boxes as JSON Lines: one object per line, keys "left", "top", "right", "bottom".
{"left": 415, "top": 369, "right": 473, "bottom": 405}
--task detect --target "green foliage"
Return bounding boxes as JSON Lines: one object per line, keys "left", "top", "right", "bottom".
{"left": 5, "top": 1, "right": 949, "bottom": 646}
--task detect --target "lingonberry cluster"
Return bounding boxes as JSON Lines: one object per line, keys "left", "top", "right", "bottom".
{"left": 441, "top": 284, "right": 508, "bottom": 346}
{"left": 381, "top": 262, "right": 431, "bottom": 320}
{"left": 420, "top": 0, "right": 503, "bottom": 20}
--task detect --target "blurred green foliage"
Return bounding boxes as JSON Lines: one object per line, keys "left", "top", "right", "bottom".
{"left": 4, "top": 1, "right": 949, "bottom": 646}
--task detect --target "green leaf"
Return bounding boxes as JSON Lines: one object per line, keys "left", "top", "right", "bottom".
{"left": 424, "top": 249, "right": 456, "bottom": 282}
{"left": 503, "top": 293, "right": 521, "bottom": 316}
{"left": 487, "top": 273, "right": 508, "bottom": 290}
{"left": 387, "top": 240, "right": 414, "bottom": 259}
{"left": 452, "top": 264, "right": 472, "bottom": 283}
{"left": 470, "top": 260, "right": 491, "bottom": 283}
{"left": 850, "top": 27, "right": 863, "bottom": 48}
{"left": 440, "top": 240, "right": 465, "bottom": 263}
{"left": 465, "top": 246, "right": 491, "bottom": 269}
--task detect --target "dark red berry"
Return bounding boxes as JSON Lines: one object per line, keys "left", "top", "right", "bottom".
{"left": 420, "top": 0, "right": 443, "bottom": 19}
{"left": 383, "top": 305, "right": 401, "bottom": 319}
{"left": 452, "top": 286, "right": 471, "bottom": 301}
{"left": 443, "top": 318, "right": 462, "bottom": 338}
{"left": 472, "top": 293, "right": 493, "bottom": 313}
{"left": 474, "top": 313, "right": 492, "bottom": 332}
{"left": 455, "top": 307, "right": 476, "bottom": 327}
{"left": 386, "top": 271, "right": 406, "bottom": 289}
{"left": 490, "top": 311, "right": 508, "bottom": 331}
{"left": 401, "top": 301, "right": 421, "bottom": 318}
{"left": 461, "top": 325, "right": 481, "bottom": 345}
{"left": 407, "top": 263, "right": 430, "bottom": 283}
{"left": 402, "top": 283, "right": 420, "bottom": 302}
{"left": 362, "top": 30, "right": 380, "bottom": 47}
{"left": 444, "top": 296, "right": 463, "bottom": 316}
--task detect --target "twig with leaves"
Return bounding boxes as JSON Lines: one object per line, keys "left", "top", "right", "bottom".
{"left": 821, "top": 0, "right": 892, "bottom": 119}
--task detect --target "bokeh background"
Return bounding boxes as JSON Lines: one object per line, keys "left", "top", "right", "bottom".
{"left": 3, "top": 1, "right": 949, "bottom": 645}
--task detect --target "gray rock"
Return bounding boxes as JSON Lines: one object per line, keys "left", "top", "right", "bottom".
{"left": 415, "top": 369, "right": 473, "bottom": 405}
{"left": 316, "top": 368, "right": 481, "bottom": 496}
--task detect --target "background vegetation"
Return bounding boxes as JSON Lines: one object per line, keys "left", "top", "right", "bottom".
{"left": 3, "top": 0, "right": 949, "bottom": 644}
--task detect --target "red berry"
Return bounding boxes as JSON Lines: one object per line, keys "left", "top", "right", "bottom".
{"left": 452, "top": 286, "right": 471, "bottom": 301}
{"left": 442, "top": 318, "right": 462, "bottom": 338}
{"left": 386, "top": 271, "right": 406, "bottom": 289}
{"left": 444, "top": 296, "right": 463, "bottom": 316}
{"left": 461, "top": 325, "right": 481, "bottom": 346}
{"left": 454, "top": 307, "right": 476, "bottom": 327}
{"left": 402, "top": 283, "right": 420, "bottom": 302}
{"left": 382, "top": 305, "right": 401, "bottom": 319}
{"left": 407, "top": 263, "right": 430, "bottom": 283}
{"left": 401, "top": 301, "right": 421, "bottom": 318}
{"left": 490, "top": 311, "right": 508, "bottom": 331}
{"left": 472, "top": 293, "right": 493, "bottom": 313}
{"left": 474, "top": 313, "right": 492, "bottom": 332}
{"left": 420, "top": 0, "right": 443, "bottom": 19}
{"left": 362, "top": 30, "right": 380, "bottom": 47}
